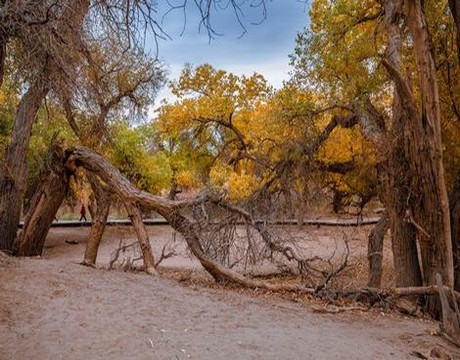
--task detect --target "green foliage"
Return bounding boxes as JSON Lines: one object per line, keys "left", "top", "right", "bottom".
{"left": 25, "top": 104, "right": 77, "bottom": 197}
{"left": 110, "top": 122, "right": 172, "bottom": 194}
{"left": 290, "top": 0, "right": 386, "bottom": 103}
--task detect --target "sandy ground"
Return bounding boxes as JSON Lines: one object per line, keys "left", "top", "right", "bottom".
{"left": 1, "top": 225, "right": 459, "bottom": 359}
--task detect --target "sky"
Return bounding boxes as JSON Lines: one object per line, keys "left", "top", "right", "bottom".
{"left": 150, "top": 0, "right": 311, "bottom": 108}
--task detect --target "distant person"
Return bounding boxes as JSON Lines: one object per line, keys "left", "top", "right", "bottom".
{"left": 79, "top": 204, "right": 87, "bottom": 222}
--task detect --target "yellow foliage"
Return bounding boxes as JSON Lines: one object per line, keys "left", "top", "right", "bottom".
{"left": 318, "top": 125, "right": 364, "bottom": 164}
{"left": 226, "top": 171, "right": 260, "bottom": 201}
{"left": 176, "top": 169, "right": 200, "bottom": 189}
{"left": 209, "top": 162, "right": 232, "bottom": 187}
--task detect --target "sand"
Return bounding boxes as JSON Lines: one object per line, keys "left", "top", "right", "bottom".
{"left": 0, "top": 225, "right": 458, "bottom": 359}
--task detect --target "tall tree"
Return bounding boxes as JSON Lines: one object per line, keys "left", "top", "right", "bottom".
{"left": 400, "top": 0, "right": 453, "bottom": 295}
{"left": 381, "top": 0, "right": 422, "bottom": 288}
{"left": 0, "top": 0, "right": 89, "bottom": 253}
{"left": 290, "top": 0, "right": 455, "bottom": 312}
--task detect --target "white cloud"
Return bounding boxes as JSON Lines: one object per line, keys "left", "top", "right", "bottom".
{"left": 148, "top": 1, "right": 310, "bottom": 115}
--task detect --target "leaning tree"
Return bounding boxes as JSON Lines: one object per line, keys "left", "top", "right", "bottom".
{"left": 0, "top": 0, "right": 273, "bottom": 255}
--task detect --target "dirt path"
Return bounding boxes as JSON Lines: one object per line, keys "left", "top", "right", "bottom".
{"left": 0, "top": 226, "right": 457, "bottom": 359}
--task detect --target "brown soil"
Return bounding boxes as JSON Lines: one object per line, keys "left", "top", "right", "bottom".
{"left": 1, "top": 225, "right": 459, "bottom": 359}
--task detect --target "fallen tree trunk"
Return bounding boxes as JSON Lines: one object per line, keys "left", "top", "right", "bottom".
{"left": 341, "top": 285, "right": 460, "bottom": 307}
{"left": 65, "top": 145, "right": 460, "bottom": 326}
{"left": 65, "top": 147, "right": 247, "bottom": 281}
{"left": 66, "top": 146, "right": 320, "bottom": 289}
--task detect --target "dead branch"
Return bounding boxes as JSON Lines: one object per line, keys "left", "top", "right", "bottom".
{"left": 404, "top": 209, "right": 430, "bottom": 238}
{"left": 154, "top": 242, "right": 178, "bottom": 268}
{"left": 314, "top": 240, "right": 350, "bottom": 293}
{"left": 109, "top": 238, "right": 143, "bottom": 272}
{"left": 109, "top": 237, "right": 128, "bottom": 270}
{"left": 392, "top": 286, "right": 460, "bottom": 303}
{"left": 311, "top": 305, "right": 368, "bottom": 314}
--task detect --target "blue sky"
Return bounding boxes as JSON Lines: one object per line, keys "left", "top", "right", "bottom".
{"left": 151, "top": 1, "right": 310, "bottom": 107}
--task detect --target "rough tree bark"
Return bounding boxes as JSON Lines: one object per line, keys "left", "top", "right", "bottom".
{"left": 450, "top": 179, "right": 460, "bottom": 291}
{"left": 16, "top": 138, "right": 70, "bottom": 256}
{"left": 81, "top": 173, "right": 112, "bottom": 266}
{"left": 381, "top": 0, "right": 454, "bottom": 316}
{"left": 447, "top": 0, "right": 460, "bottom": 293}
{"left": 0, "top": 0, "right": 90, "bottom": 254}
{"left": 356, "top": 104, "right": 423, "bottom": 288}
{"left": 436, "top": 272, "right": 460, "bottom": 345}
{"left": 367, "top": 211, "right": 389, "bottom": 288}
{"left": 124, "top": 201, "right": 158, "bottom": 275}
{"left": 0, "top": 76, "right": 50, "bottom": 253}
{"left": 405, "top": 0, "right": 454, "bottom": 282}
{"left": 380, "top": 0, "right": 423, "bottom": 289}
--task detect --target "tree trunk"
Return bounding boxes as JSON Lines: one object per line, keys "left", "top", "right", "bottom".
{"left": 449, "top": 0, "right": 460, "bottom": 64}
{"left": 167, "top": 174, "right": 181, "bottom": 200}
{"left": 387, "top": 121, "right": 423, "bottom": 288}
{"left": 0, "top": 77, "right": 49, "bottom": 253}
{"left": 396, "top": 0, "right": 454, "bottom": 316}
{"left": 448, "top": 0, "right": 460, "bottom": 294}
{"left": 82, "top": 173, "right": 112, "bottom": 266}
{"left": 381, "top": 0, "right": 423, "bottom": 289}
{"left": 367, "top": 211, "right": 389, "bottom": 288}
{"left": 124, "top": 202, "right": 158, "bottom": 275}
{"left": 16, "top": 138, "right": 70, "bottom": 256}
{"left": 450, "top": 178, "right": 460, "bottom": 291}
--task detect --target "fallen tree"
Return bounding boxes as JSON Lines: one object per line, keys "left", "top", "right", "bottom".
{"left": 64, "top": 146, "right": 460, "bottom": 342}
{"left": 66, "top": 146, "right": 351, "bottom": 291}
